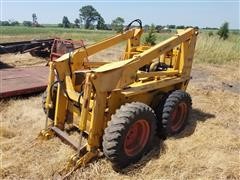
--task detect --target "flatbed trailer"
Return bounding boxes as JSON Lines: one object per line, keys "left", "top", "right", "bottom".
{"left": 0, "top": 66, "right": 49, "bottom": 98}
{"left": 0, "top": 39, "right": 84, "bottom": 98}
{"left": 0, "top": 39, "right": 54, "bottom": 58}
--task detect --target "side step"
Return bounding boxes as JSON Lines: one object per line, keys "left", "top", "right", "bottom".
{"left": 51, "top": 126, "right": 79, "bottom": 150}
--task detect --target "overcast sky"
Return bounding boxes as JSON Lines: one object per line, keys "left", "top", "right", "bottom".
{"left": 1, "top": 0, "right": 239, "bottom": 29}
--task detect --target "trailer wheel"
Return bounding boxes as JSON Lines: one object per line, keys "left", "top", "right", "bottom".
{"left": 42, "top": 85, "right": 57, "bottom": 120}
{"left": 162, "top": 90, "right": 192, "bottom": 135}
{"left": 103, "top": 102, "right": 157, "bottom": 170}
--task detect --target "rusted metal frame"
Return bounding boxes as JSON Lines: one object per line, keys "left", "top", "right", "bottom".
{"left": 0, "top": 39, "right": 54, "bottom": 54}
{"left": 51, "top": 126, "right": 79, "bottom": 150}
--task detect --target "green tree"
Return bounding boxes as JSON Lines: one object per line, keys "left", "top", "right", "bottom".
{"left": 23, "top": 21, "right": 32, "bottom": 27}
{"left": 144, "top": 24, "right": 150, "bottom": 31}
{"left": 155, "top": 25, "right": 163, "bottom": 32}
{"left": 111, "top": 17, "right": 125, "bottom": 33}
{"left": 217, "top": 22, "right": 229, "bottom": 40}
{"left": 145, "top": 24, "right": 156, "bottom": 45}
{"left": 176, "top": 25, "right": 185, "bottom": 29}
{"left": 194, "top": 26, "right": 199, "bottom": 30}
{"left": 10, "top": 21, "right": 19, "bottom": 26}
{"left": 96, "top": 16, "right": 106, "bottom": 30}
{"left": 0, "top": 21, "right": 10, "bottom": 26}
{"left": 74, "top": 18, "right": 80, "bottom": 28}
{"left": 168, "top": 24, "right": 176, "bottom": 29}
{"left": 32, "top": 13, "right": 37, "bottom": 25}
{"left": 79, "top": 5, "right": 102, "bottom": 29}
{"left": 62, "top": 16, "right": 70, "bottom": 28}
{"left": 58, "top": 23, "right": 63, "bottom": 27}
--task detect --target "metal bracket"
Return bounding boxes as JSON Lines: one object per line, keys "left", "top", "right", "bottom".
{"left": 39, "top": 129, "right": 55, "bottom": 140}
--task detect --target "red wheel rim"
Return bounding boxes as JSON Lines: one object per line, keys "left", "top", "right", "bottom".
{"left": 124, "top": 119, "right": 150, "bottom": 157}
{"left": 171, "top": 102, "right": 187, "bottom": 132}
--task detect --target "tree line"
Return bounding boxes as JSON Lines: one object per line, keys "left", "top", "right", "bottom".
{"left": 0, "top": 5, "right": 126, "bottom": 32}
{"left": 0, "top": 13, "right": 41, "bottom": 27}
{"left": 0, "top": 5, "right": 230, "bottom": 39}
{"left": 59, "top": 5, "right": 125, "bottom": 32}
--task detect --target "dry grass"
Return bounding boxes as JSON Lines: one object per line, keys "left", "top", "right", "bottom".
{"left": 0, "top": 61, "right": 239, "bottom": 179}
{"left": 0, "top": 53, "right": 46, "bottom": 68}
{"left": 195, "top": 32, "right": 240, "bottom": 64}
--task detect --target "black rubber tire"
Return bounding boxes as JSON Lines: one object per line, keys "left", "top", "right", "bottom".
{"left": 149, "top": 61, "right": 159, "bottom": 72}
{"left": 42, "top": 85, "right": 57, "bottom": 121}
{"left": 154, "top": 93, "right": 170, "bottom": 137}
{"left": 162, "top": 90, "right": 192, "bottom": 136}
{"left": 102, "top": 102, "right": 157, "bottom": 170}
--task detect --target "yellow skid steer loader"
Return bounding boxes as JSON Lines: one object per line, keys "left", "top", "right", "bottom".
{"left": 40, "top": 19, "right": 198, "bottom": 174}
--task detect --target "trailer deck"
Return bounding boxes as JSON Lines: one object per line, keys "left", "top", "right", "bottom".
{"left": 0, "top": 38, "right": 85, "bottom": 98}
{"left": 0, "top": 66, "right": 49, "bottom": 98}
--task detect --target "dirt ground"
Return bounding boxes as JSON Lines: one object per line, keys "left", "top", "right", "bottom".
{"left": 0, "top": 53, "right": 239, "bottom": 179}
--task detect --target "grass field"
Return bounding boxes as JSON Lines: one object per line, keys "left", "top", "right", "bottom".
{"left": 0, "top": 26, "right": 115, "bottom": 43}
{"left": 195, "top": 31, "right": 240, "bottom": 64}
{"left": 0, "top": 26, "right": 175, "bottom": 44}
{"left": 1, "top": 26, "right": 239, "bottom": 64}
{"left": 0, "top": 26, "right": 240, "bottom": 179}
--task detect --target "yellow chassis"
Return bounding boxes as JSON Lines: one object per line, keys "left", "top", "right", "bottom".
{"left": 42, "top": 27, "right": 198, "bottom": 168}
